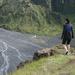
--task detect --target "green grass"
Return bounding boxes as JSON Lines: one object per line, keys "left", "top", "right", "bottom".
{"left": 10, "top": 45, "right": 75, "bottom": 75}
{"left": 10, "top": 55, "right": 75, "bottom": 75}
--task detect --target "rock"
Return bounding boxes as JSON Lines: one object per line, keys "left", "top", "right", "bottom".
{"left": 17, "top": 62, "right": 25, "bottom": 70}
{"left": 16, "top": 60, "right": 32, "bottom": 70}
{"left": 24, "top": 60, "right": 32, "bottom": 64}
{"left": 33, "top": 48, "right": 55, "bottom": 60}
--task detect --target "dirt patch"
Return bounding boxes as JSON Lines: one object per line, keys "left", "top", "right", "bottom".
{"left": 54, "top": 44, "right": 75, "bottom": 55}
{"left": 33, "top": 48, "right": 55, "bottom": 60}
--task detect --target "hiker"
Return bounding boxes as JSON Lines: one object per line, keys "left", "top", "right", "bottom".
{"left": 61, "top": 18, "right": 74, "bottom": 55}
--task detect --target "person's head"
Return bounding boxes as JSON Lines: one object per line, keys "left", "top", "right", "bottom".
{"left": 65, "top": 18, "right": 70, "bottom": 24}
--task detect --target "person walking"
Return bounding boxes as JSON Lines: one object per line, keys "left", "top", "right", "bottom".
{"left": 61, "top": 18, "right": 74, "bottom": 55}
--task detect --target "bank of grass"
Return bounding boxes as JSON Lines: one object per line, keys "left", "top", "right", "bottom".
{"left": 10, "top": 45, "right": 75, "bottom": 75}
{"left": 1, "top": 22, "right": 61, "bottom": 36}
{"left": 10, "top": 55, "right": 75, "bottom": 75}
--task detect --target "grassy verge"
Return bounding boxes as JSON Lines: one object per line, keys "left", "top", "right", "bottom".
{"left": 10, "top": 45, "right": 75, "bottom": 75}
{"left": 10, "top": 55, "right": 75, "bottom": 75}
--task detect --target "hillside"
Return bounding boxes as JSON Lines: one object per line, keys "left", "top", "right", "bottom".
{"left": 0, "top": 0, "right": 75, "bottom": 36}
{"left": 0, "top": 0, "right": 65, "bottom": 36}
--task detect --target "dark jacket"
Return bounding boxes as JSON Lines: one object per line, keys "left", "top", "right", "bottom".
{"left": 61, "top": 23, "right": 74, "bottom": 39}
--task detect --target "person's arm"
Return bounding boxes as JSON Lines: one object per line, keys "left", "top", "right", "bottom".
{"left": 71, "top": 26, "right": 74, "bottom": 38}
{"left": 61, "top": 25, "right": 65, "bottom": 39}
